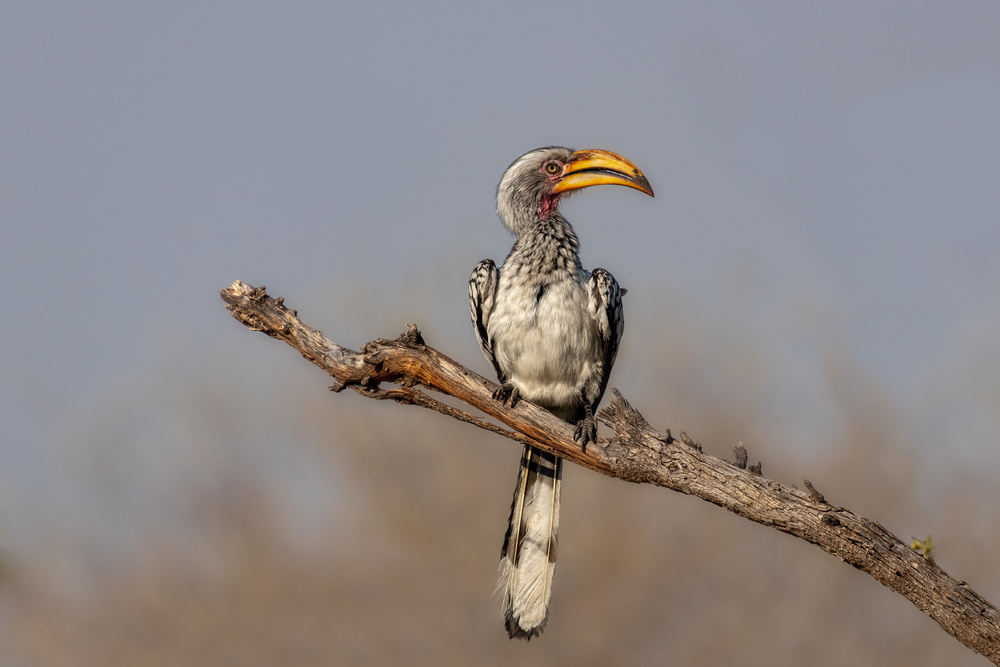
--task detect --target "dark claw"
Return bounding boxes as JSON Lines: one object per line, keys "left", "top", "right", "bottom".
{"left": 573, "top": 405, "right": 598, "bottom": 447}
{"left": 493, "top": 382, "right": 520, "bottom": 408}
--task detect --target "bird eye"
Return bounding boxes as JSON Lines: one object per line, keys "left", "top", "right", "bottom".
{"left": 544, "top": 162, "right": 561, "bottom": 174}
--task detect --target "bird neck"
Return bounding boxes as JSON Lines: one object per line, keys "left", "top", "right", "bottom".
{"left": 505, "top": 212, "right": 582, "bottom": 275}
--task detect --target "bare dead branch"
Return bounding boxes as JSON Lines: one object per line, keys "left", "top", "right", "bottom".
{"left": 221, "top": 280, "right": 1000, "bottom": 663}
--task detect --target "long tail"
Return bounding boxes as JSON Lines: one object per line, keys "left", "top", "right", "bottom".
{"left": 498, "top": 444, "right": 562, "bottom": 639}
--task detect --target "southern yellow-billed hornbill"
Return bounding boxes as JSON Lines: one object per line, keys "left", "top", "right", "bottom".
{"left": 469, "top": 147, "right": 654, "bottom": 638}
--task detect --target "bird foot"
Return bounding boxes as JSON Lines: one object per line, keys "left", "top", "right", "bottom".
{"left": 493, "top": 382, "right": 520, "bottom": 408}
{"left": 573, "top": 405, "right": 598, "bottom": 447}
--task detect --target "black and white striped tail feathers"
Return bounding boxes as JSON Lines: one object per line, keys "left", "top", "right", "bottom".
{"left": 498, "top": 444, "right": 561, "bottom": 639}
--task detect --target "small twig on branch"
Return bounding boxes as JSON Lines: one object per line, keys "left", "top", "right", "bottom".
{"left": 221, "top": 280, "right": 1000, "bottom": 663}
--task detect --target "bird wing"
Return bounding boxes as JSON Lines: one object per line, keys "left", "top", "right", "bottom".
{"left": 585, "top": 267, "right": 624, "bottom": 410}
{"left": 469, "top": 259, "right": 504, "bottom": 381}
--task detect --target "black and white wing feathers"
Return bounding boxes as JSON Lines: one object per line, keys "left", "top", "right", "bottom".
{"left": 584, "top": 267, "right": 624, "bottom": 412}
{"left": 469, "top": 259, "right": 503, "bottom": 381}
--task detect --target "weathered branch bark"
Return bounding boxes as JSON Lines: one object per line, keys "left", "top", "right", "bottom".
{"left": 221, "top": 280, "right": 1000, "bottom": 663}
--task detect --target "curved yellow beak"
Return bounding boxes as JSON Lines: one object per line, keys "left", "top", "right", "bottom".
{"left": 552, "top": 149, "right": 654, "bottom": 197}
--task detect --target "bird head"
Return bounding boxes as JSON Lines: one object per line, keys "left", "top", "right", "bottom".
{"left": 496, "top": 146, "right": 654, "bottom": 235}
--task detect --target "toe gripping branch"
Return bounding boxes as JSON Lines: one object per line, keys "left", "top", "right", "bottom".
{"left": 493, "top": 382, "right": 520, "bottom": 408}
{"left": 573, "top": 404, "right": 597, "bottom": 448}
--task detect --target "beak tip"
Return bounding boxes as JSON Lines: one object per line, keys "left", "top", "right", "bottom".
{"left": 638, "top": 176, "right": 654, "bottom": 197}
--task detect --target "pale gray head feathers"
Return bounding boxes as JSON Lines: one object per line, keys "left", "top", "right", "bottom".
{"left": 496, "top": 146, "right": 575, "bottom": 236}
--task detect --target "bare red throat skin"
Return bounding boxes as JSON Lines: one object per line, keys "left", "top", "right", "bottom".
{"left": 539, "top": 192, "right": 560, "bottom": 219}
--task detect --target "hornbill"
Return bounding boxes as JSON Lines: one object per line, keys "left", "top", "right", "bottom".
{"left": 469, "top": 147, "right": 654, "bottom": 638}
